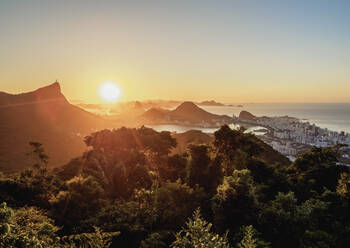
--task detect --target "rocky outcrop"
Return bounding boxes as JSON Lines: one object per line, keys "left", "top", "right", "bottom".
{"left": 238, "top": 111, "right": 257, "bottom": 121}
{"left": 0, "top": 82, "right": 68, "bottom": 106}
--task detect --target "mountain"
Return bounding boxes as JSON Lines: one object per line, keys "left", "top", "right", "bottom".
{"left": 170, "top": 101, "right": 232, "bottom": 124}
{"left": 171, "top": 102, "right": 218, "bottom": 122}
{"left": 0, "top": 82, "right": 119, "bottom": 172}
{"left": 0, "top": 82, "right": 68, "bottom": 106}
{"left": 197, "top": 100, "right": 225, "bottom": 106}
{"left": 238, "top": 110, "right": 257, "bottom": 121}
{"left": 140, "top": 108, "right": 170, "bottom": 122}
{"left": 140, "top": 101, "right": 232, "bottom": 126}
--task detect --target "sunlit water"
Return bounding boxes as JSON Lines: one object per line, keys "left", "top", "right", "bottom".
{"left": 147, "top": 124, "right": 266, "bottom": 134}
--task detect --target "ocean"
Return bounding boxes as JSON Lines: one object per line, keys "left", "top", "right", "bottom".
{"left": 150, "top": 103, "right": 350, "bottom": 134}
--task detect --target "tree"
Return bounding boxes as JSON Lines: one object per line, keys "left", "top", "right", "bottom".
{"left": 50, "top": 176, "right": 106, "bottom": 233}
{"left": 337, "top": 172, "right": 350, "bottom": 198}
{"left": 140, "top": 232, "right": 168, "bottom": 248}
{"left": 212, "top": 169, "right": 259, "bottom": 236}
{"left": 59, "top": 226, "right": 119, "bottom": 248}
{"left": 158, "top": 154, "right": 187, "bottom": 182}
{"left": 237, "top": 225, "right": 271, "bottom": 248}
{"left": 153, "top": 181, "right": 205, "bottom": 231}
{"left": 171, "top": 208, "right": 231, "bottom": 248}
{"left": 187, "top": 144, "right": 223, "bottom": 194}
{"left": 287, "top": 146, "right": 348, "bottom": 200}
{"left": 27, "top": 142, "right": 49, "bottom": 169}
{"left": 84, "top": 127, "right": 176, "bottom": 157}
{"left": 213, "top": 125, "right": 262, "bottom": 174}
{"left": 0, "top": 202, "right": 59, "bottom": 248}
{"left": 0, "top": 202, "right": 13, "bottom": 237}
{"left": 238, "top": 225, "right": 257, "bottom": 248}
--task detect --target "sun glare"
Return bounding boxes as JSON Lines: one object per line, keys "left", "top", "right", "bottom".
{"left": 99, "top": 82, "right": 122, "bottom": 103}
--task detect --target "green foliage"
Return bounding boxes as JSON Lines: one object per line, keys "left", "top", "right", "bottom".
{"left": 84, "top": 126, "right": 177, "bottom": 156}
{"left": 59, "top": 226, "right": 119, "bottom": 248}
{"left": 158, "top": 154, "right": 187, "bottom": 182}
{"left": 187, "top": 144, "right": 223, "bottom": 194}
{"left": 0, "top": 203, "right": 59, "bottom": 248}
{"left": 237, "top": 225, "right": 270, "bottom": 248}
{"left": 214, "top": 125, "right": 262, "bottom": 174}
{"left": 337, "top": 172, "right": 350, "bottom": 198}
{"left": 27, "top": 142, "right": 49, "bottom": 169}
{"left": 259, "top": 192, "right": 331, "bottom": 248}
{"left": 153, "top": 181, "right": 206, "bottom": 230}
{"left": 50, "top": 175, "right": 106, "bottom": 233}
{"left": 140, "top": 232, "right": 168, "bottom": 248}
{"left": 171, "top": 208, "right": 231, "bottom": 248}
{"left": 0, "top": 202, "right": 119, "bottom": 248}
{"left": 1, "top": 126, "right": 350, "bottom": 247}
{"left": 287, "top": 146, "right": 347, "bottom": 200}
{"left": 212, "top": 169, "right": 259, "bottom": 235}
{"left": 300, "top": 229, "right": 334, "bottom": 248}
{"left": 0, "top": 202, "right": 13, "bottom": 235}
{"left": 0, "top": 166, "right": 64, "bottom": 208}
{"left": 238, "top": 225, "right": 257, "bottom": 248}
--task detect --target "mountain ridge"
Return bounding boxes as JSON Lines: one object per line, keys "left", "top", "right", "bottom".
{"left": 0, "top": 82, "right": 68, "bottom": 106}
{"left": 140, "top": 101, "right": 232, "bottom": 126}
{"left": 0, "top": 82, "right": 120, "bottom": 172}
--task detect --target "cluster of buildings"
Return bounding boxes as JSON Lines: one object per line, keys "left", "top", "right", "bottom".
{"left": 236, "top": 114, "right": 350, "bottom": 161}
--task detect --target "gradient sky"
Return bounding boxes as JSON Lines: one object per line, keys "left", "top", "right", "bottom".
{"left": 1, "top": 0, "right": 349, "bottom": 103}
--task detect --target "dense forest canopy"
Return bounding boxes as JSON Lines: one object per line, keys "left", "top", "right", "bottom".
{"left": 1, "top": 125, "right": 350, "bottom": 248}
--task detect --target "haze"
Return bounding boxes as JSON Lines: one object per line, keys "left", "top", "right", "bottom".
{"left": 1, "top": 0, "right": 350, "bottom": 103}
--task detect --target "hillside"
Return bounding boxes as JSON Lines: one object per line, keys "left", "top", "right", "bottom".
{"left": 172, "top": 129, "right": 289, "bottom": 165}
{"left": 0, "top": 82, "right": 119, "bottom": 172}
{"left": 139, "top": 108, "right": 170, "bottom": 122}
{"left": 172, "top": 130, "right": 214, "bottom": 154}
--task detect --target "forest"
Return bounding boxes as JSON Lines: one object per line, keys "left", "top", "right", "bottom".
{"left": 1, "top": 125, "right": 350, "bottom": 248}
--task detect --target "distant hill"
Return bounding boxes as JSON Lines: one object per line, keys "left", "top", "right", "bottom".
{"left": 171, "top": 101, "right": 219, "bottom": 122}
{"left": 197, "top": 100, "right": 225, "bottom": 106}
{"left": 0, "top": 82, "right": 119, "bottom": 172}
{"left": 140, "top": 101, "right": 232, "bottom": 126}
{"left": 140, "top": 108, "right": 171, "bottom": 122}
{"left": 239, "top": 110, "right": 257, "bottom": 121}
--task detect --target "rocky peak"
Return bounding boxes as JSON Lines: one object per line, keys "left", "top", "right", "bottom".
{"left": 238, "top": 111, "right": 257, "bottom": 121}
{"left": 0, "top": 81, "right": 68, "bottom": 106}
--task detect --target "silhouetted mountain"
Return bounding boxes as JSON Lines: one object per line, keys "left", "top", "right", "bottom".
{"left": 197, "top": 100, "right": 225, "bottom": 106}
{"left": 140, "top": 108, "right": 170, "bottom": 121}
{"left": 0, "top": 82, "right": 119, "bottom": 172}
{"left": 139, "top": 101, "right": 232, "bottom": 126}
{"left": 239, "top": 110, "right": 257, "bottom": 121}
{"left": 171, "top": 102, "right": 216, "bottom": 122}
{"left": 0, "top": 82, "right": 68, "bottom": 106}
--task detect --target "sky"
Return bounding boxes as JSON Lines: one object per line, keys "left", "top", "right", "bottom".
{"left": 0, "top": 0, "right": 349, "bottom": 103}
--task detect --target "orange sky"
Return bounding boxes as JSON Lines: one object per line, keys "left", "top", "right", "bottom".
{"left": 1, "top": 1, "right": 350, "bottom": 103}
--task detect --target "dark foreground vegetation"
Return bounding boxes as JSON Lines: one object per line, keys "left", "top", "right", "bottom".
{"left": 1, "top": 125, "right": 350, "bottom": 247}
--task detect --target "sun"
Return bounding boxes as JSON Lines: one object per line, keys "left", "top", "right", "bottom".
{"left": 99, "top": 82, "right": 122, "bottom": 103}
